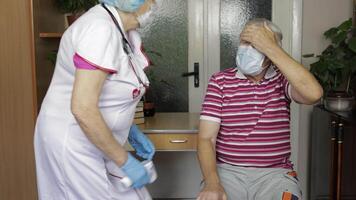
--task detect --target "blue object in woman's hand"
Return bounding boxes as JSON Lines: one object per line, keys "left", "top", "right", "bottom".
{"left": 128, "top": 124, "right": 155, "bottom": 160}
{"left": 121, "top": 153, "right": 150, "bottom": 188}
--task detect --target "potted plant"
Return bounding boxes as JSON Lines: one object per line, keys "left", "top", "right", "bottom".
{"left": 304, "top": 18, "right": 356, "bottom": 111}
{"left": 141, "top": 50, "right": 162, "bottom": 117}
{"left": 142, "top": 49, "right": 178, "bottom": 116}
{"left": 55, "top": 0, "right": 98, "bottom": 26}
{"left": 47, "top": 50, "right": 58, "bottom": 66}
{"left": 142, "top": 67, "right": 156, "bottom": 117}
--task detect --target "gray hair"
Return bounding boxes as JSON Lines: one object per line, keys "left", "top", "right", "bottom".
{"left": 245, "top": 18, "right": 283, "bottom": 46}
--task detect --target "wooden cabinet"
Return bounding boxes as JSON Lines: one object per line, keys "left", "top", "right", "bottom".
{"left": 0, "top": 1, "right": 67, "bottom": 199}
{"left": 310, "top": 106, "right": 356, "bottom": 200}
{"left": 147, "top": 133, "right": 197, "bottom": 151}
{"left": 0, "top": 1, "right": 38, "bottom": 199}
{"left": 138, "top": 113, "right": 202, "bottom": 199}
{"left": 138, "top": 112, "right": 199, "bottom": 151}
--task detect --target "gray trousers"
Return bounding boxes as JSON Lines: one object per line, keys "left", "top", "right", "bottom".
{"left": 217, "top": 163, "right": 302, "bottom": 200}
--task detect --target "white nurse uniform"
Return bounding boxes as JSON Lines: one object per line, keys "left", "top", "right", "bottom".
{"left": 34, "top": 4, "right": 151, "bottom": 200}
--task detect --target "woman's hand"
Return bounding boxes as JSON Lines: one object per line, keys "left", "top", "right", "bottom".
{"left": 121, "top": 153, "right": 151, "bottom": 189}
{"left": 197, "top": 183, "right": 227, "bottom": 200}
{"left": 240, "top": 22, "right": 279, "bottom": 55}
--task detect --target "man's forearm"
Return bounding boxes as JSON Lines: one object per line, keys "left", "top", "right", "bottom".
{"left": 265, "top": 45, "right": 323, "bottom": 103}
{"left": 197, "top": 138, "right": 220, "bottom": 184}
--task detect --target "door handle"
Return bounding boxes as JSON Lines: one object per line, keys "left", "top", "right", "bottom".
{"left": 182, "top": 62, "right": 199, "bottom": 87}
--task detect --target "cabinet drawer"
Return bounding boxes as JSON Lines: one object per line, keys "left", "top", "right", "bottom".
{"left": 147, "top": 134, "right": 197, "bottom": 150}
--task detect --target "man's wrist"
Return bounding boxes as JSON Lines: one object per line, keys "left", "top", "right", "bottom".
{"left": 204, "top": 174, "right": 220, "bottom": 185}
{"left": 264, "top": 43, "right": 283, "bottom": 58}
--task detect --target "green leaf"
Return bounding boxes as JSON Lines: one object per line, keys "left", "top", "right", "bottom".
{"left": 333, "top": 47, "right": 346, "bottom": 59}
{"left": 348, "top": 57, "right": 356, "bottom": 73}
{"left": 47, "top": 50, "right": 58, "bottom": 65}
{"left": 324, "top": 28, "right": 339, "bottom": 39}
{"left": 321, "top": 45, "right": 335, "bottom": 56}
{"left": 330, "top": 63, "right": 345, "bottom": 72}
{"left": 343, "top": 46, "right": 356, "bottom": 59}
{"left": 327, "top": 63, "right": 343, "bottom": 74}
{"left": 352, "top": 27, "right": 356, "bottom": 34}
{"left": 348, "top": 37, "right": 356, "bottom": 53}
{"left": 337, "top": 18, "right": 352, "bottom": 31}
{"left": 55, "top": 0, "right": 98, "bottom": 14}
{"left": 309, "top": 18, "right": 356, "bottom": 92}
{"left": 332, "top": 31, "right": 347, "bottom": 45}
{"left": 316, "top": 71, "right": 332, "bottom": 91}
{"left": 310, "top": 60, "right": 323, "bottom": 70}
{"left": 334, "top": 71, "right": 343, "bottom": 88}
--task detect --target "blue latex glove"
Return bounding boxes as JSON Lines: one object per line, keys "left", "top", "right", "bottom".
{"left": 128, "top": 124, "right": 155, "bottom": 160}
{"left": 121, "top": 153, "right": 150, "bottom": 189}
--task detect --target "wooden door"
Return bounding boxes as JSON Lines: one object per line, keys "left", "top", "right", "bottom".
{"left": 0, "top": 0, "right": 38, "bottom": 199}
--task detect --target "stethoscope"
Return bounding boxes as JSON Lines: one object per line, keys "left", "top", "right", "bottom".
{"left": 101, "top": 3, "right": 149, "bottom": 90}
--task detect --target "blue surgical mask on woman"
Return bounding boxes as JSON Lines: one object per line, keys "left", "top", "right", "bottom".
{"left": 235, "top": 45, "right": 265, "bottom": 76}
{"left": 100, "top": 0, "right": 145, "bottom": 12}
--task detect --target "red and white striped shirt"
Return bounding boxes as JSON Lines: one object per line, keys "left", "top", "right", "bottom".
{"left": 200, "top": 66, "right": 293, "bottom": 169}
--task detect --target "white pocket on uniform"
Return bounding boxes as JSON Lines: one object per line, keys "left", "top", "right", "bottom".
{"left": 105, "top": 160, "right": 131, "bottom": 192}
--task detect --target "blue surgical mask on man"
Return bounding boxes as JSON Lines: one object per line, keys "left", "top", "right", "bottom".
{"left": 235, "top": 45, "right": 265, "bottom": 76}
{"left": 100, "top": 0, "right": 145, "bottom": 12}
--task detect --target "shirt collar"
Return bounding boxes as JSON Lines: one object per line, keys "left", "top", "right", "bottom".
{"left": 235, "top": 65, "right": 277, "bottom": 80}
{"left": 106, "top": 4, "right": 129, "bottom": 40}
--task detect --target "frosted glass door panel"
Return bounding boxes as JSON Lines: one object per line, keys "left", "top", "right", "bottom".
{"left": 139, "top": 0, "right": 188, "bottom": 112}
{"left": 220, "top": 0, "right": 272, "bottom": 70}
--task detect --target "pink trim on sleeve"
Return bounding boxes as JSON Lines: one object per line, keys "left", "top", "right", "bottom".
{"left": 73, "top": 53, "right": 97, "bottom": 70}
{"left": 73, "top": 53, "right": 117, "bottom": 73}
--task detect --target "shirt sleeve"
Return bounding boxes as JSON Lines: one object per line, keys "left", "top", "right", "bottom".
{"left": 200, "top": 75, "right": 223, "bottom": 123}
{"left": 74, "top": 20, "right": 123, "bottom": 73}
{"left": 73, "top": 53, "right": 97, "bottom": 70}
{"left": 73, "top": 53, "right": 116, "bottom": 73}
{"left": 282, "top": 75, "right": 292, "bottom": 102}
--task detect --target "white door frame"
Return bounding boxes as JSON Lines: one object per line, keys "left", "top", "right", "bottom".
{"left": 188, "top": 0, "right": 205, "bottom": 113}
{"left": 188, "top": 0, "right": 221, "bottom": 113}
{"left": 273, "top": 0, "right": 303, "bottom": 170}
{"left": 200, "top": 0, "right": 303, "bottom": 168}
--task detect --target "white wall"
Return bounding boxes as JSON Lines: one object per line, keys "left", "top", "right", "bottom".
{"left": 299, "top": 0, "right": 353, "bottom": 198}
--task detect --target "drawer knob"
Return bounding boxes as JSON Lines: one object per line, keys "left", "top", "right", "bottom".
{"left": 169, "top": 139, "right": 188, "bottom": 144}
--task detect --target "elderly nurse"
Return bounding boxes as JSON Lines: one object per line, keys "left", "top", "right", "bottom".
{"left": 34, "top": 0, "right": 158, "bottom": 199}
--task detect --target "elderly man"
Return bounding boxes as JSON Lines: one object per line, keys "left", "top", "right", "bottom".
{"left": 197, "top": 18, "right": 323, "bottom": 200}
